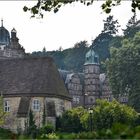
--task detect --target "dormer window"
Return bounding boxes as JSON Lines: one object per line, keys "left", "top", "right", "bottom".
{"left": 94, "top": 56, "right": 98, "bottom": 63}
{"left": 32, "top": 99, "right": 40, "bottom": 111}
{"left": 86, "top": 57, "right": 89, "bottom": 62}
{"left": 4, "top": 100, "right": 10, "bottom": 112}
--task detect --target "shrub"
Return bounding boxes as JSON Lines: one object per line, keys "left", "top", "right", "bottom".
{"left": 40, "top": 132, "right": 59, "bottom": 139}
{"left": 39, "top": 124, "right": 55, "bottom": 134}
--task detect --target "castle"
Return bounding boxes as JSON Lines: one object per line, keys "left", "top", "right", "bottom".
{"left": 0, "top": 20, "right": 128, "bottom": 132}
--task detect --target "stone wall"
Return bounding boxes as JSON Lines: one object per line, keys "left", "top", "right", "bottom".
{"left": 2, "top": 96, "right": 71, "bottom": 133}
{"left": 84, "top": 64, "right": 100, "bottom": 107}
{"left": 2, "top": 97, "right": 21, "bottom": 132}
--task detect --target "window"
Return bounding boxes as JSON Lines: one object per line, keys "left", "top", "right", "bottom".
{"left": 73, "top": 97, "right": 80, "bottom": 104}
{"left": 4, "top": 100, "right": 10, "bottom": 112}
{"left": 32, "top": 99, "right": 40, "bottom": 111}
{"left": 73, "top": 97, "right": 76, "bottom": 102}
{"left": 76, "top": 97, "right": 80, "bottom": 104}
{"left": 94, "top": 56, "right": 98, "bottom": 63}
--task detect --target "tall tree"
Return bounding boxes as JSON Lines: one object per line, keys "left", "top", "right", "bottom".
{"left": 106, "top": 32, "right": 140, "bottom": 111}
{"left": 102, "top": 15, "right": 120, "bottom": 35}
{"left": 123, "top": 12, "right": 139, "bottom": 38}
{"left": 91, "top": 15, "right": 120, "bottom": 67}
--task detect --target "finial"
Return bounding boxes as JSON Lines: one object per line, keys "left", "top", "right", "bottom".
{"left": 1, "top": 18, "right": 3, "bottom": 27}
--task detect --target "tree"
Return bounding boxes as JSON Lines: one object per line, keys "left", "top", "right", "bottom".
{"left": 106, "top": 32, "right": 140, "bottom": 111}
{"left": 102, "top": 15, "right": 120, "bottom": 36}
{"left": 91, "top": 15, "right": 120, "bottom": 67}
{"left": 91, "top": 99, "right": 138, "bottom": 130}
{"left": 27, "top": 110, "right": 37, "bottom": 138}
{"left": 0, "top": 96, "right": 6, "bottom": 125}
{"left": 23, "top": 0, "right": 140, "bottom": 18}
{"left": 57, "top": 107, "right": 85, "bottom": 132}
{"left": 123, "top": 12, "right": 140, "bottom": 38}
{"left": 57, "top": 100, "right": 138, "bottom": 132}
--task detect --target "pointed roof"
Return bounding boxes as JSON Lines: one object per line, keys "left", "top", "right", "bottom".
{"left": 0, "top": 19, "right": 10, "bottom": 45}
{"left": 84, "top": 47, "right": 99, "bottom": 65}
{"left": 0, "top": 57, "right": 71, "bottom": 100}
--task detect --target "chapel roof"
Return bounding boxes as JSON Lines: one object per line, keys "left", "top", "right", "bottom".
{"left": 0, "top": 57, "right": 71, "bottom": 100}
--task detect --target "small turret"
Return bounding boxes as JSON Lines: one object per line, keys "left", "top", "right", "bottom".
{"left": 11, "top": 28, "right": 17, "bottom": 39}
{"left": 11, "top": 28, "right": 19, "bottom": 43}
{"left": 84, "top": 47, "right": 99, "bottom": 65}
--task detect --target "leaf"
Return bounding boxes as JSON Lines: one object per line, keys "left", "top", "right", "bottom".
{"left": 23, "top": 6, "right": 28, "bottom": 12}
{"left": 54, "top": 8, "right": 59, "bottom": 13}
{"left": 105, "top": 8, "right": 111, "bottom": 13}
{"left": 87, "top": 2, "right": 90, "bottom": 6}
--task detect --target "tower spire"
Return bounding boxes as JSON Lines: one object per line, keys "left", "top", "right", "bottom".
{"left": 1, "top": 18, "right": 3, "bottom": 27}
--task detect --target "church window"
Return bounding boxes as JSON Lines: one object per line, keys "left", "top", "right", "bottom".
{"left": 4, "top": 100, "right": 10, "bottom": 112}
{"left": 32, "top": 99, "right": 40, "bottom": 111}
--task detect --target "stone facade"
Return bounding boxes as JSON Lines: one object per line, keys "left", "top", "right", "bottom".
{"left": 0, "top": 21, "right": 72, "bottom": 133}
{"left": 60, "top": 48, "right": 128, "bottom": 108}
{"left": 2, "top": 97, "right": 71, "bottom": 132}
{"left": 84, "top": 64, "right": 100, "bottom": 107}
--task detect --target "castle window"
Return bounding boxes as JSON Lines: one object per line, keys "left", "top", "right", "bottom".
{"left": 4, "top": 100, "right": 10, "bottom": 112}
{"left": 32, "top": 99, "right": 40, "bottom": 111}
{"left": 73, "top": 97, "right": 80, "bottom": 104}
{"left": 94, "top": 56, "right": 98, "bottom": 63}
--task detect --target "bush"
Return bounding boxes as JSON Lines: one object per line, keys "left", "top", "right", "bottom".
{"left": 92, "top": 99, "right": 139, "bottom": 130}
{"left": 39, "top": 124, "right": 55, "bottom": 135}
{"left": 40, "top": 132, "right": 59, "bottom": 139}
{"left": 0, "top": 127, "right": 17, "bottom": 139}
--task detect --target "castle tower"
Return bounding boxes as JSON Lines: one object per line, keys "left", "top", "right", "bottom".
{"left": 84, "top": 47, "right": 100, "bottom": 108}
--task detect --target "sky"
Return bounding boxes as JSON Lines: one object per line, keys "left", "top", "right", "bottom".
{"left": 0, "top": 1, "right": 140, "bottom": 53}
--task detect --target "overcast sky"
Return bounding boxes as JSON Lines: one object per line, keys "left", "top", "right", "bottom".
{"left": 0, "top": 1, "right": 139, "bottom": 53}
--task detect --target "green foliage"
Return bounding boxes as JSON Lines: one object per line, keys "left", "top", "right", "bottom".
{"left": 106, "top": 32, "right": 140, "bottom": 110}
{"left": 23, "top": 0, "right": 140, "bottom": 18}
{"left": 40, "top": 124, "right": 55, "bottom": 135}
{"left": 42, "top": 105, "right": 46, "bottom": 126}
{"left": 102, "top": 15, "right": 120, "bottom": 35}
{"left": 92, "top": 99, "right": 138, "bottom": 130}
{"left": 0, "top": 96, "right": 6, "bottom": 125}
{"left": 56, "top": 107, "right": 85, "bottom": 133}
{"left": 123, "top": 13, "right": 140, "bottom": 38}
{"left": 91, "top": 15, "right": 120, "bottom": 67}
{"left": 0, "top": 127, "right": 17, "bottom": 139}
{"left": 37, "top": 124, "right": 140, "bottom": 139}
{"left": 26, "top": 110, "right": 37, "bottom": 138}
{"left": 32, "top": 41, "right": 88, "bottom": 72}
{"left": 57, "top": 101, "right": 138, "bottom": 133}
{"left": 40, "top": 132, "right": 59, "bottom": 139}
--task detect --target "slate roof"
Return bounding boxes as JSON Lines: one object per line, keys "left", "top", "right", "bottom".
{"left": 0, "top": 57, "right": 71, "bottom": 100}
